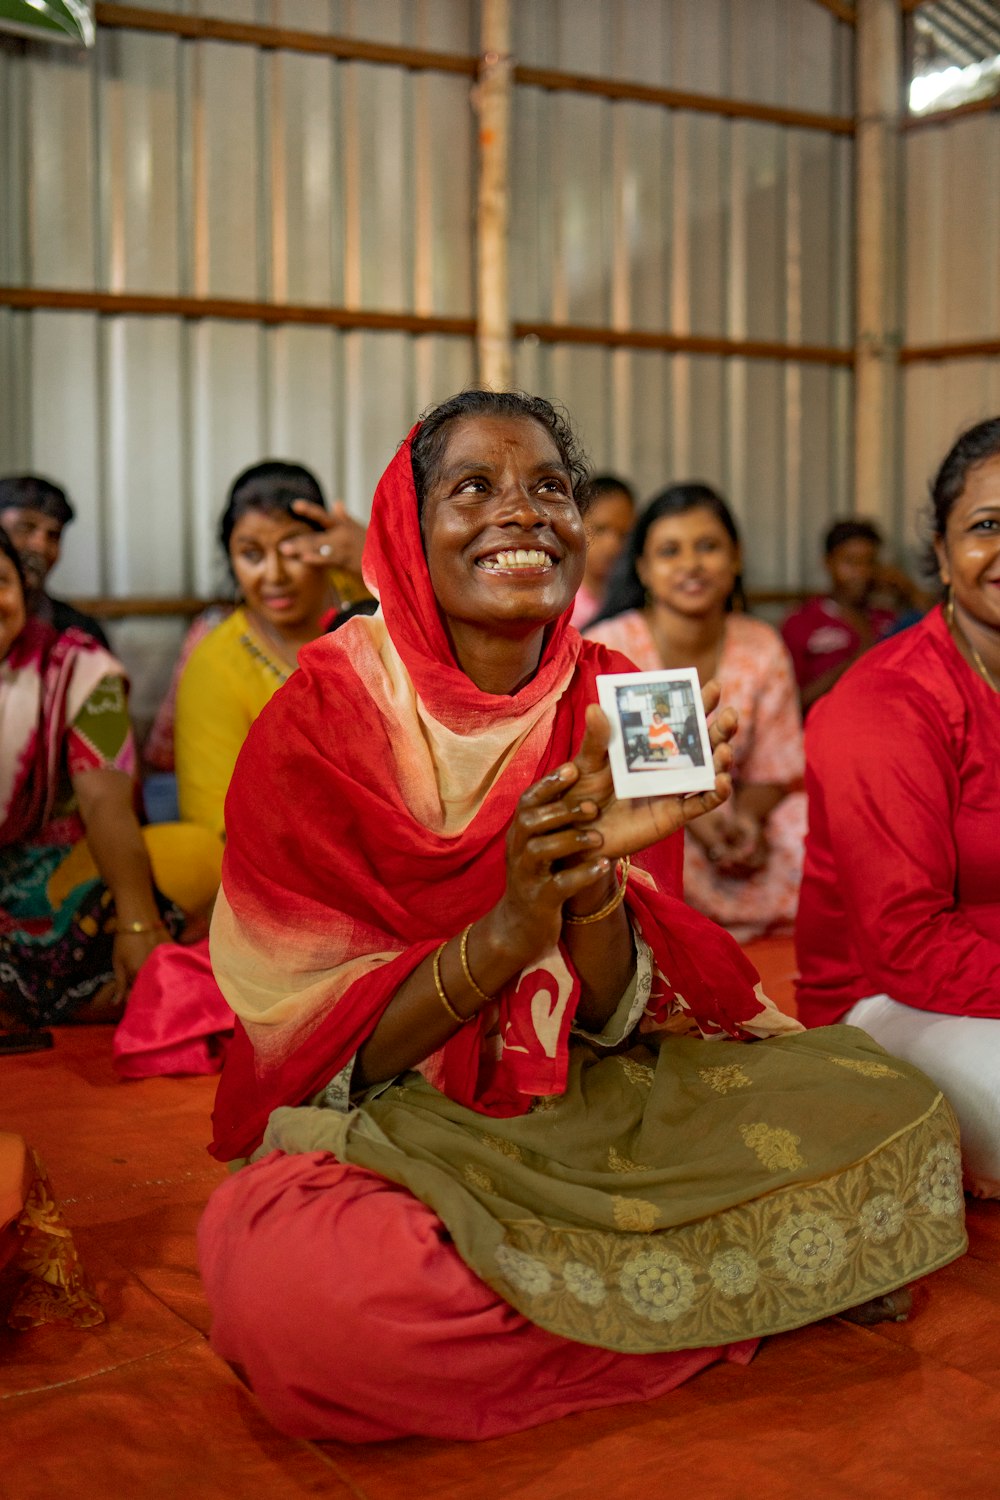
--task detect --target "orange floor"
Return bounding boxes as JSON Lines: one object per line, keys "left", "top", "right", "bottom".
{"left": 3, "top": 938, "right": 999, "bottom": 1499}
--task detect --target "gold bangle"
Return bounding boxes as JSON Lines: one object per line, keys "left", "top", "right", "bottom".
{"left": 117, "top": 919, "right": 166, "bottom": 936}
{"left": 433, "top": 940, "right": 472, "bottom": 1026}
{"left": 563, "top": 856, "right": 632, "bottom": 927}
{"left": 459, "top": 923, "right": 494, "bottom": 1003}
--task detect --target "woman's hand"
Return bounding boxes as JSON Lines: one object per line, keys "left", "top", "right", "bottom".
{"left": 111, "top": 927, "right": 170, "bottom": 1002}
{"left": 564, "top": 682, "right": 738, "bottom": 862}
{"left": 690, "top": 808, "right": 768, "bottom": 878}
{"left": 283, "top": 498, "right": 367, "bottom": 577}
{"left": 490, "top": 764, "right": 611, "bottom": 967}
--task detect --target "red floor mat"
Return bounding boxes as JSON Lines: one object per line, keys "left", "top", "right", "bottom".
{"left": 3, "top": 957, "right": 998, "bottom": 1498}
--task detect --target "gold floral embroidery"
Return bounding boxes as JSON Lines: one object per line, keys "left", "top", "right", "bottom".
{"left": 463, "top": 1164, "right": 496, "bottom": 1193}
{"left": 618, "top": 1250, "right": 695, "bottom": 1322}
{"left": 709, "top": 1248, "right": 759, "bottom": 1298}
{"left": 740, "top": 1122, "right": 804, "bottom": 1171}
{"left": 771, "top": 1211, "right": 847, "bottom": 1287}
{"left": 480, "top": 1135, "right": 523, "bottom": 1161}
{"left": 699, "top": 1064, "right": 752, "bottom": 1095}
{"left": 608, "top": 1146, "right": 643, "bottom": 1174}
{"left": 618, "top": 1056, "right": 655, "bottom": 1089}
{"left": 917, "top": 1141, "right": 964, "bottom": 1217}
{"left": 612, "top": 1195, "right": 659, "bottom": 1230}
{"left": 531, "top": 1095, "right": 560, "bottom": 1113}
{"left": 829, "top": 1057, "right": 901, "bottom": 1079}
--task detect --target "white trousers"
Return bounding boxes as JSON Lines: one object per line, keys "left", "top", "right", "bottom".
{"left": 845, "top": 994, "right": 1000, "bottom": 1197}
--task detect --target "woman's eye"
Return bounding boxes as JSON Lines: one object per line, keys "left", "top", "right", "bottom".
{"left": 455, "top": 477, "right": 489, "bottom": 495}
{"left": 237, "top": 549, "right": 263, "bottom": 564}
{"left": 972, "top": 517, "right": 1000, "bottom": 532}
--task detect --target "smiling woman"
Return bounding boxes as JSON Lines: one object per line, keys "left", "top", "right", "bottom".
{"left": 587, "top": 484, "right": 807, "bottom": 943}
{"left": 193, "top": 392, "right": 965, "bottom": 1445}
{"left": 797, "top": 417, "right": 1000, "bottom": 1198}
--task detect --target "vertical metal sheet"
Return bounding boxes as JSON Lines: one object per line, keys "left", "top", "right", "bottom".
{"left": 903, "top": 112, "right": 1000, "bottom": 572}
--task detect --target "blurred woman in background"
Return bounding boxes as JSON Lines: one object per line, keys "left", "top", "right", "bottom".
{"left": 587, "top": 483, "right": 805, "bottom": 943}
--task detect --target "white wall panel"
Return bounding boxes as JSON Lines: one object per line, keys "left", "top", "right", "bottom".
{"left": 104, "top": 317, "right": 187, "bottom": 594}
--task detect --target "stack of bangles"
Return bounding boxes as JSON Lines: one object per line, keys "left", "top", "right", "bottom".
{"left": 432, "top": 856, "right": 632, "bottom": 1026}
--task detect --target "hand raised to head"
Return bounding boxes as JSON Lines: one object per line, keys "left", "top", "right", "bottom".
{"left": 280, "top": 499, "right": 368, "bottom": 576}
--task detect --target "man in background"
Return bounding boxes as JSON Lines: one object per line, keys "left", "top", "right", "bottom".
{"left": 0, "top": 474, "right": 110, "bottom": 649}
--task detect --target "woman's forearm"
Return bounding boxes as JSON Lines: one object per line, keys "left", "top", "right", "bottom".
{"left": 73, "top": 771, "right": 161, "bottom": 927}
{"left": 562, "top": 871, "right": 636, "bottom": 1031}
{"left": 356, "top": 889, "right": 635, "bottom": 1089}
{"left": 355, "top": 907, "right": 537, "bottom": 1087}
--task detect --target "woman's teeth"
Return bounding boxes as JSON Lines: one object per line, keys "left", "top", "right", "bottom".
{"left": 478, "top": 549, "right": 553, "bottom": 570}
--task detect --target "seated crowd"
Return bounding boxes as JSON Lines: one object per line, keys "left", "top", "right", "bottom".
{"left": 0, "top": 399, "right": 996, "bottom": 1441}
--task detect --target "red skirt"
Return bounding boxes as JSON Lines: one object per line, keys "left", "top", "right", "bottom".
{"left": 197, "top": 1149, "right": 757, "bottom": 1443}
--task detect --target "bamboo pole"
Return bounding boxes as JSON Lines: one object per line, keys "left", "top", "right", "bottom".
{"left": 854, "top": 0, "right": 902, "bottom": 530}
{"left": 475, "top": 0, "right": 513, "bottom": 390}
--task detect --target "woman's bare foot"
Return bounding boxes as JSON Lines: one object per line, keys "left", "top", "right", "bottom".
{"left": 840, "top": 1287, "right": 913, "bottom": 1326}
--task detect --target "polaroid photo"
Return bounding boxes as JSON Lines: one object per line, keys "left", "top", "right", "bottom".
{"left": 595, "top": 667, "right": 716, "bottom": 800}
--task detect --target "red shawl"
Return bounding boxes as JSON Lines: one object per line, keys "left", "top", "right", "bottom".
{"left": 210, "top": 428, "right": 770, "bottom": 1161}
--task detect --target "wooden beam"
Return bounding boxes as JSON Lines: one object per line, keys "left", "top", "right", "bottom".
{"left": 0, "top": 286, "right": 475, "bottom": 337}
{"left": 901, "top": 339, "right": 1000, "bottom": 362}
{"left": 513, "top": 65, "right": 855, "bottom": 135}
{"left": 854, "top": 0, "right": 903, "bottom": 529}
{"left": 0, "top": 287, "right": 854, "bottom": 365}
{"left": 808, "top": 0, "right": 856, "bottom": 24}
{"left": 93, "top": 4, "right": 477, "bottom": 75}
{"left": 903, "top": 93, "right": 1000, "bottom": 129}
{"left": 475, "top": 0, "right": 513, "bottom": 389}
{"left": 93, "top": 4, "right": 854, "bottom": 135}
{"left": 514, "top": 322, "right": 854, "bottom": 366}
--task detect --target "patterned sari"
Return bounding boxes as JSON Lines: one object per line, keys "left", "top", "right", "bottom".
{"left": 0, "top": 619, "right": 179, "bottom": 1026}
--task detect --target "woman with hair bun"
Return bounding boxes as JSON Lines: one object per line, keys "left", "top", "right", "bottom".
{"left": 796, "top": 416, "right": 1000, "bottom": 1197}
{"left": 586, "top": 484, "right": 806, "bottom": 943}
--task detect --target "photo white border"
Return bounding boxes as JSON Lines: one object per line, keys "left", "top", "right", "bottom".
{"left": 596, "top": 667, "right": 716, "bottom": 800}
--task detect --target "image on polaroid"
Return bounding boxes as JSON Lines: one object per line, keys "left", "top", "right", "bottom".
{"left": 595, "top": 667, "right": 716, "bottom": 800}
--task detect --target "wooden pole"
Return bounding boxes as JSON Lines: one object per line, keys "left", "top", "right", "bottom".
{"left": 854, "top": 0, "right": 903, "bottom": 530}
{"left": 475, "top": 0, "right": 513, "bottom": 390}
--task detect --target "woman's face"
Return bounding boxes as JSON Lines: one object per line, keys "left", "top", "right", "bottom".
{"left": 420, "top": 414, "right": 586, "bottom": 642}
{"left": 584, "top": 490, "right": 634, "bottom": 587}
{"left": 637, "top": 507, "right": 740, "bottom": 619}
{"left": 229, "top": 508, "right": 331, "bottom": 633}
{"left": 0, "top": 553, "right": 27, "bottom": 659}
{"left": 935, "top": 453, "right": 1000, "bottom": 632}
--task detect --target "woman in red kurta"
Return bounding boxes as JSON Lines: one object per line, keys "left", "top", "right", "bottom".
{"left": 197, "top": 393, "right": 964, "bottom": 1443}
{"left": 797, "top": 417, "right": 1000, "bottom": 1197}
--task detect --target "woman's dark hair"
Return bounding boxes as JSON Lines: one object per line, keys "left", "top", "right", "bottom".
{"left": 0, "top": 524, "right": 27, "bottom": 598}
{"left": 593, "top": 482, "right": 746, "bottom": 623}
{"left": 219, "top": 460, "right": 329, "bottom": 557}
{"left": 824, "top": 518, "right": 882, "bottom": 556}
{"left": 410, "top": 390, "right": 593, "bottom": 516}
{"left": 590, "top": 473, "right": 636, "bottom": 507}
{"left": 0, "top": 474, "right": 74, "bottom": 529}
{"left": 928, "top": 417, "right": 1000, "bottom": 538}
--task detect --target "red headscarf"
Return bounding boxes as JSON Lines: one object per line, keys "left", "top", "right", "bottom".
{"left": 210, "top": 425, "right": 767, "bottom": 1161}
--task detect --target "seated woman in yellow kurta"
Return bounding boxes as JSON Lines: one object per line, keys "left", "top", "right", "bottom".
{"left": 175, "top": 461, "right": 350, "bottom": 840}
{"left": 115, "top": 461, "right": 373, "bottom": 1077}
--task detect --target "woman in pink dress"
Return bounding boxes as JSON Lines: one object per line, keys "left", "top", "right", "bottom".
{"left": 587, "top": 484, "right": 805, "bottom": 943}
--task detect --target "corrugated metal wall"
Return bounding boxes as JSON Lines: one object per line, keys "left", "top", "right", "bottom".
{"left": 903, "top": 109, "right": 1000, "bottom": 561}
{"left": 0, "top": 0, "right": 857, "bottom": 635}
{"left": 509, "top": 0, "right": 855, "bottom": 592}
